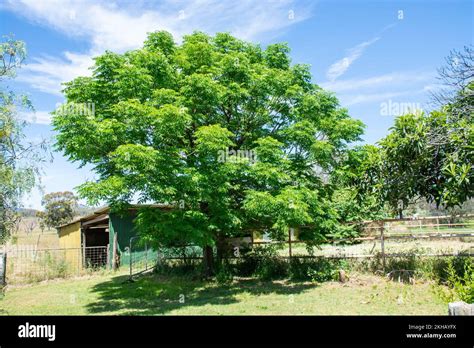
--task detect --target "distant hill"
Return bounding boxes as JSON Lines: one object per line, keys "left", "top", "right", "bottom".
{"left": 17, "top": 208, "right": 39, "bottom": 217}
{"left": 74, "top": 204, "right": 96, "bottom": 217}
{"left": 18, "top": 205, "right": 96, "bottom": 218}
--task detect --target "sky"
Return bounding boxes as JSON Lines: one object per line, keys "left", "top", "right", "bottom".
{"left": 0, "top": 0, "right": 472, "bottom": 209}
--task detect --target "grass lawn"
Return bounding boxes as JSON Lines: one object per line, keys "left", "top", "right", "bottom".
{"left": 0, "top": 272, "right": 447, "bottom": 315}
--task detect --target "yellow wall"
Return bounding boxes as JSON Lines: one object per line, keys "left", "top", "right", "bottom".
{"left": 58, "top": 222, "right": 82, "bottom": 269}
{"left": 58, "top": 222, "right": 81, "bottom": 248}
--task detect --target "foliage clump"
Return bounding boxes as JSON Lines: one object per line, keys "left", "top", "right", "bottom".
{"left": 37, "top": 191, "right": 78, "bottom": 229}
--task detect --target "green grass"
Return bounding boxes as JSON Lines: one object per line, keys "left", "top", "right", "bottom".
{"left": 0, "top": 272, "right": 447, "bottom": 315}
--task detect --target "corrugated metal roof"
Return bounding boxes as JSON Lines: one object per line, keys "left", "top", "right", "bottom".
{"left": 56, "top": 203, "right": 173, "bottom": 229}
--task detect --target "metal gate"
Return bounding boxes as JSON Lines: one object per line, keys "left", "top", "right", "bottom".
{"left": 128, "top": 237, "right": 159, "bottom": 280}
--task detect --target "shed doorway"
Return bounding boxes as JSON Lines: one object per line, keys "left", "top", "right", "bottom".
{"left": 82, "top": 214, "right": 109, "bottom": 268}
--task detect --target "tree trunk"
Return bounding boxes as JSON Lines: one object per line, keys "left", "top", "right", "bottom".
{"left": 199, "top": 201, "right": 214, "bottom": 276}
{"left": 203, "top": 245, "right": 214, "bottom": 277}
{"left": 215, "top": 234, "right": 228, "bottom": 266}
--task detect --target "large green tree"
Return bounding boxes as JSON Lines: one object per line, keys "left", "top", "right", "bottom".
{"left": 53, "top": 31, "right": 364, "bottom": 270}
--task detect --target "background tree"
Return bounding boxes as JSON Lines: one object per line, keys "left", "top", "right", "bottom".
{"left": 0, "top": 35, "right": 48, "bottom": 243}
{"left": 37, "top": 191, "right": 78, "bottom": 229}
{"left": 430, "top": 45, "right": 473, "bottom": 112}
{"left": 53, "top": 31, "right": 364, "bottom": 272}
{"left": 355, "top": 110, "right": 473, "bottom": 218}
{"left": 332, "top": 145, "right": 388, "bottom": 221}
{"left": 353, "top": 47, "right": 473, "bottom": 219}
{"left": 24, "top": 219, "right": 37, "bottom": 235}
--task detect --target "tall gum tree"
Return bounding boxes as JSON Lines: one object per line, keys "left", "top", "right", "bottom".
{"left": 1, "top": 36, "right": 48, "bottom": 243}
{"left": 53, "top": 31, "right": 365, "bottom": 272}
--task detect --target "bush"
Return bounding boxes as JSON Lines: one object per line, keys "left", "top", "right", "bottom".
{"left": 289, "top": 257, "right": 347, "bottom": 282}
{"left": 154, "top": 259, "right": 203, "bottom": 280}
{"left": 235, "top": 246, "right": 349, "bottom": 282}
{"left": 434, "top": 258, "right": 474, "bottom": 303}
{"left": 215, "top": 264, "right": 234, "bottom": 285}
{"left": 235, "top": 245, "right": 288, "bottom": 280}
{"left": 256, "top": 257, "right": 288, "bottom": 280}
{"left": 430, "top": 256, "right": 472, "bottom": 284}
{"left": 361, "top": 250, "right": 472, "bottom": 285}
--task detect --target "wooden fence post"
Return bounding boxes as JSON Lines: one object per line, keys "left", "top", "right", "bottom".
{"left": 129, "top": 238, "right": 133, "bottom": 280}
{"left": 145, "top": 243, "right": 148, "bottom": 270}
{"left": 106, "top": 243, "right": 110, "bottom": 270}
{"left": 288, "top": 228, "right": 292, "bottom": 259}
{"left": 81, "top": 232, "right": 86, "bottom": 268}
{"left": 112, "top": 232, "right": 118, "bottom": 271}
{"left": 380, "top": 222, "right": 386, "bottom": 273}
{"left": 77, "top": 248, "right": 81, "bottom": 275}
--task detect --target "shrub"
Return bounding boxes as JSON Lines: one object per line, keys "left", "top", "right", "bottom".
{"left": 154, "top": 259, "right": 203, "bottom": 280}
{"left": 236, "top": 245, "right": 288, "bottom": 280}
{"left": 255, "top": 257, "right": 288, "bottom": 280}
{"left": 361, "top": 250, "right": 472, "bottom": 285}
{"left": 430, "top": 256, "right": 472, "bottom": 284}
{"left": 235, "top": 246, "right": 350, "bottom": 282}
{"left": 289, "top": 257, "right": 347, "bottom": 282}
{"left": 215, "top": 264, "right": 234, "bottom": 285}
{"left": 434, "top": 258, "right": 474, "bottom": 303}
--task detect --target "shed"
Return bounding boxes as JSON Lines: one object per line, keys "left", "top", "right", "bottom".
{"left": 56, "top": 204, "right": 171, "bottom": 269}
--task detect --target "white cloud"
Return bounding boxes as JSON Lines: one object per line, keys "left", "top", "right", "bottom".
{"left": 4, "top": 0, "right": 314, "bottom": 96}
{"left": 326, "top": 37, "right": 379, "bottom": 82}
{"left": 321, "top": 71, "right": 434, "bottom": 93}
{"left": 320, "top": 70, "right": 435, "bottom": 106}
{"left": 423, "top": 83, "right": 443, "bottom": 92}
{"left": 19, "top": 110, "right": 52, "bottom": 124}
{"left": 18, "top": 52, "right": 93, "bottom": 96}
{"left": 340, "top": 91, "right": 413, "bottom": 106}
{"left": 324, "top": 23, "right": 399, "bottom": 82}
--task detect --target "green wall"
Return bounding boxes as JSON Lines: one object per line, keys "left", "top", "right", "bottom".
{"left": 108, "top": 211, "right": 146, "bottom": 267}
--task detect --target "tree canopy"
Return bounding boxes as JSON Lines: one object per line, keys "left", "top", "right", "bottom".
{"left": 37, "top": 191, "right": 78, "bottom": 229}
{"left": 53, "top": 31, "right": 365, "bottom": 256}
{"left": 353, "top": 48, "right": 473, "bottom": 217}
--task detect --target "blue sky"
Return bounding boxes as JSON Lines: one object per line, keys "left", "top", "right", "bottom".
{"left": 0, "top": 0, "right": 472, "bottom": 209}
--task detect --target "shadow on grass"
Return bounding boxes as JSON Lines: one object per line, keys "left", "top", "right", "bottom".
{"left": 86, "top": 274, "right": 315, "bottom": 315}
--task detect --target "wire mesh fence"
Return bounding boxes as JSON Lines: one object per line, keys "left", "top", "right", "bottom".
{"left": 3, "top": 246, "right": 108, "bottom": 285}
